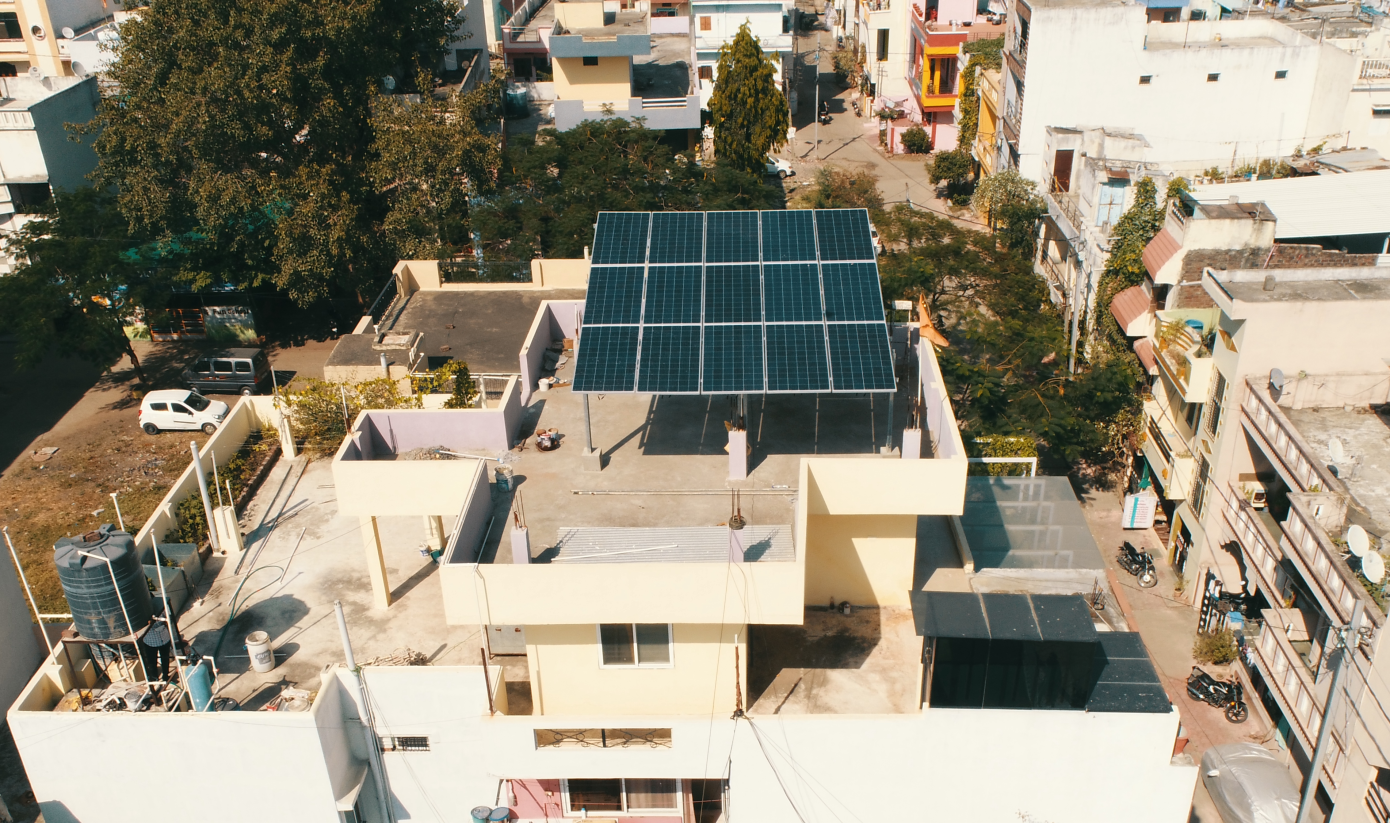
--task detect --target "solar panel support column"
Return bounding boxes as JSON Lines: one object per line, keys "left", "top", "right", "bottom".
{"left": 902, "top": 427, "right": 922, "bottom": 459}
{"left": 581, "top": 394, "right": 603, "bottom": 472}
{"left": 880, "top": 391, "right": 896, "bottom": 455}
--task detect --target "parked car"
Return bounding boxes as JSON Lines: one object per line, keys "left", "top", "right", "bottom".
{"left": 765, "top": 157, "right": 795, "bottom": 179}
{"left": 870, "top": 223, "right": 882, "bottom": 254}
{"left": 183, "top": 348, "right": 272, "bottom": 396}
{"left": 140, "top": 390, "right": 230, "bottom": 435}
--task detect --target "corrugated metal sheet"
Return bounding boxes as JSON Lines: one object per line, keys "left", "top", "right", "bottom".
{"left": 1142, "top": 227, "right": 1181, "bottom": 278}
{"left": 1109, "top": 284, "right": 1150, "bottom": 336}
{"left": 1190, "top": 170, "right": 1390, "bottom": 239}
{"left": 548, "top": 525, "right": 795, "bottom": 564}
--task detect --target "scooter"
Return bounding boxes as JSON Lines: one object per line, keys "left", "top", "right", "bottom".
{"left": 1187, "top": 666, "right": 1249, "bottom": 724}
{"left": 818, "top": 102, "right": 832, "bottom": 125}
{"left": 1117, "top": 541, "right": 1158, "bottom": 588}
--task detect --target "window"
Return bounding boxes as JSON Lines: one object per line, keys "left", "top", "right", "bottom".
{"left": 185, "top": 393, "right": 211, "bottom": 411}
{"left": 1162, "top": 9, "right": 1179, "bottom": 22}
{"left": 1207, "top": 73, "right": 1220, "bottom": 82}
{"left": 234, "top": 361, "right": 252, "bottom": 374}
{"left": 565, "top": 779, "right": 679, "bottom": 814}
{"left": 149, "top": 403, "right": 169, "bottom": 412}
{"left": 1204, "top": 371, "right": 1227, "bottom": 436}
{"left": 0, "top": 13, "right": 20, "bottom": 40}
{"left": 1183, "top": 399, "right": 1202, "bottom": 433}
{"left": 1192, "top": 454, "right": 1211, "bottom": 517}
{"left": 1190, "top": 8, "right": 1207, "bottom": 18}
{"left": 699, "top": 15, "right": 712, "bottom": 30}
{"left": 1274, "top": 69, "right": 1288, "bottom": 79}
{"left": 193, "top": 360, "right": 212, "bottom": 374}
{"left": 582, "top": 55, "right": 599, "bottom": 66}
{"left": 698, "top": 65, "right": 713, "bottom": 81}
{"left": 598, "top": 623, "right": 671, "bottom": 666}
{"left": 1096, "top": 180, "right": 1128, "bottom": 226}
{"left": 385, "top": 735, "right": 430, "bottom": 752}
{"left": 213, "top": 359, "right": 234, "bottom": 373}
{"left": 877, "top": 28, "right": 889, "bottom": 61}
{"left": 171, "top": 403, "right": 192, "bottom": 415}
{"left": 1139, "top": 75, "right": 1152, "bottom": 85}
{"left": 536, "top": 728, "right": 673, "bottom": 748}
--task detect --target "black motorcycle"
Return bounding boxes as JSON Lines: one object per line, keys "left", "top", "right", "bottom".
{"left": 1187, "top": 666, "right": 1249, "bottom": 724}
{"left": 818, "top": 101, "right": 832, "bottom": 125}
{"left": 1117, "top": 541, "right": 1158, "bottom": 588}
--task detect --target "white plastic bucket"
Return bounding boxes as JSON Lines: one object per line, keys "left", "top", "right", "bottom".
{"left": 246, "top": 631, "right": 275, "bottom": 673}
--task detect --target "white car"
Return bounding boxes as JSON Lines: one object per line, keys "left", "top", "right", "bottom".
{"left": 765, "top": 157, "right": 795, "bottom": 179}
{"left": 869, "top": 223, "right": 882, "bottom": 255}
{"left": 139, "top": 389, "right": 229, "bottom": 435}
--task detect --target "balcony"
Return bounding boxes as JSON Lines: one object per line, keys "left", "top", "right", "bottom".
{"left": 1142, "top": 400, "right": 1195, "bottom": 500}
{"left": 1153, "top": 313, "right": 1217, "bottom": 404}
{"left": 1238, "top": 379, "right": 1323, "bottom": 492}
{"left": 1003, "top": 97, "right": 1020, "bottom": 133}
{"left": 1280, "top": 494, "right": 1380, "bottom": 627}
{"left": 1216, "top": 483, "right": 1284, "bottom": 602}
{"left": 1359, "top": 57, "right": 1390, "bottom": 83}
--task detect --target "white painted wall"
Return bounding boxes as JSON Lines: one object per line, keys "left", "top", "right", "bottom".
{"left": 0, "top": 539, "right": 41, "bottom": 721}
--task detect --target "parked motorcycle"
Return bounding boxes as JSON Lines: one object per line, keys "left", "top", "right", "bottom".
{"left": 1187, "top": 666, "right": 1249, "bottom": 724}
{"left": 1214, "top": 591, "right": 1248, "bottom": 614}
{"left": 1117, "top": 541, "right": 1158, "bottom": 588}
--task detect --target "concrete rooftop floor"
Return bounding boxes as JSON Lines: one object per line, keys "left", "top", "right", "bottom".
{"left": 178, "top": 457, "right": 478, "bottom": 708}
{"left": 1285, "top": 404, "right": 1390, "bottom": 534}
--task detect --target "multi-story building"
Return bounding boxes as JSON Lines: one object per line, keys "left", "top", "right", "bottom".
{"left": 690, "top": 0, "right": 792, "bottom": 108}
{"left": 972, "top": 62, "right": 1003, "bottom": 173}
{"left": 10, "top": 210, "right": 1199, "bottom": 823}
{"left": 995, "top": 0, "right": 1389, "bottom": 183}
{"left": 0, "top": 0, "right": 126, "bottom": 79}
{"left": 501, "top": 0, "right": 700, "bottom": 133}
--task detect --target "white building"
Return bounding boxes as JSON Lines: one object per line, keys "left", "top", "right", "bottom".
{"left": 996, "top": 0, "right": 1388, "bottom": 183}
{"left": 690, "top": 0, "right": 793, "bottom": 108}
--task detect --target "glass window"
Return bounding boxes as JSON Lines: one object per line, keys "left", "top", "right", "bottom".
{"left": 1275, "top": 69, "right": 1287, "bottom": 80}
{"left": 0, "top": 13, "right": 20, "bottom": 40}
{"left": 185, "top": 393, "right": 211, "bottom": 412}
{"left": 626, "top": 779, "right": 678, "bottom": 811}
{"left": 1138, "top": 75, "right": 1152, "bottom": 85}
{"left": 599, "top": 623, "right": 671, "bottom": 666}
{"left": 582, "top": 55, "right": 599, "bottom": 66}
{"left": 193, "top": 359, "right": 211, "bottom": 374}
{"left": 234, "top": 361, "right": 253, "bottom": 373}
{"left": 149, "top": 403, "right": 168, "bottom": 412}
{"left": 1207, "top": 73, "right": 1220, "bottom": 82}
{"left": 213, "top": 359, "right": 234, "bottom": 373}
{"left": 567, "top": 779, "right": 623, "bottom": 813}
{"left": 171, "top": 403, "right": 191, "bottom": 415}
{"left": 635, "top": 624, "right": 671, "bottom": 664}
{"left": 600, "top": 624, "right": 636, "bottom": 665}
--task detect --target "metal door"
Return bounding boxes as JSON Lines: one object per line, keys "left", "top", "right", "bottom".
{"left": 488, "top": 625, "right": 527, "bottom": 655}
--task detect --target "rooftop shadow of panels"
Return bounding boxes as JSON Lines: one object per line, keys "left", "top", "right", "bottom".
{"left": 958, "top": 477, "right": 1105, "bottom": 571}
{"left": 635, "top": 393, "right": 892, "bottom": 457}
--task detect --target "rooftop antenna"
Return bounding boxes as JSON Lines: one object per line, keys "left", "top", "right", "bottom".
{"left": 1269, "top": 367, "right": 1286, "bottom": 396}
{"left": 1348, "top": 524, "right": 1370, "bottom": 558}
{"left": 729, "top": 488, "right": 745, "bottom": 530}
{"left": 61, "top": 26, "right": 75, "bottom": 38}
{"left": 1330, "top": 436, "right": 1347, "bottom": 464}
{"left": 1365, "top": 551, "right": 1385, "bottom": 585}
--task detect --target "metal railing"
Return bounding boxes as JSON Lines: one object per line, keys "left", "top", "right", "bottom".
{"left": 365, "top": 276, "right": 399, "bottom": 330}
{"left": 1047, "top": 191, "right": 1085, "bottom": 235}
{"left": 1359, "top": 58, "right": 1390, "bottom": 80}
{"left": 1004, "top": 97, "right": 1021, "bottom": 132}
{"left": 439, "top": 260, "right": 531, "bottom": 284}
{"left": 1240, "top": 379, "right": 1321, "bottom": 491}
{"left": 1218, "top": 483, "right": 1284, "bottom": 600}
{"left": 1281, "top": 499, "right": 1374, "bottom": 626}
{"left": 640, "top": 96, "right": 690, "bottom": 109}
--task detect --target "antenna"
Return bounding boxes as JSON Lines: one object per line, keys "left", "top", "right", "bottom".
{"left": 71, "top": 62, "right": 88, "bottom": 77}
{"left": 1348, "top": 525, "right": 1370, "bottom": 558}
{"left": 1365, "top": 551, "right": 1385, "bottom": 585}
{"left": 728, "top": 488, "right": 745, "bottom": 530}
{"left": 1269, "top": 368, "right": 1285, "bottom": 394}
{"left": 382, "top": 75, "right": 397, "bottom": 91}
{"left": 1330, "top": 436, "right": 1347, "bottom": 464}
{"left": 61, "top": 26, "right": 75, "bottom": 39}
{"left": 27, "top": 66, "right": 41, "bottom": 79}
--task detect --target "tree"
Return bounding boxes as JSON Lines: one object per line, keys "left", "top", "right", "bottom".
{"left": 0, "top": 188, "right": 171, "bottom": 383}
{"left": 995, "top": 199, "right": 1047, "bottom": 260}
{"left": 955, "top": 37, "right": 1003, "bottom": 152}
{"left": 86, "top": 0, "right": 462, "bottom": 304}
{"left": 1092, "top": 175, "right": 1165, "bottom": 361}
{"left": 708, "top": 23, "right": 790, "bottom": 175}
{"left": 876, "top": 205, "right": 1029, "bottom": 321}
{"left": 925, "top": 149, "right": 972, "bottom": 203}
{"left": 794, "top": 167, "right": 883, "bottom": 211}
{"left": 970, "top": 168, "right": 1043, "bottom": 231}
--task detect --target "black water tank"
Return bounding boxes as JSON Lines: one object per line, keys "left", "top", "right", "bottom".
{"left": 54, "top": 525, "right": 153, "bottom": 640}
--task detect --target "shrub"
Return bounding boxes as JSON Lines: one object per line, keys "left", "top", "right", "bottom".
{"left": 901, "top": 126, "right": 931, "bottom": 154}
{"left": 175, "top": 494, "right": 207, "bottom": 545}
{"left": 282, "top": 377, "right": 422, "bottom": 456}
{"left": 1193, "top": 629, "right": 1239, "bottom": 665}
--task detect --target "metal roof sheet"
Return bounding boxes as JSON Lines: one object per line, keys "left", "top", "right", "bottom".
{"left": 1190, "top": 169, "right": 1390, "bottom": 239}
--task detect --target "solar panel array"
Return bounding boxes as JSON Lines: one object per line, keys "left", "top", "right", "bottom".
{"left": 574, "top": 209, "right": 895, "bottom": 395}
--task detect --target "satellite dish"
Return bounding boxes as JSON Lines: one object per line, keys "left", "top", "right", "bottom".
{"left": 1365, "top": 551, "right": 1385, "bottom": 585}
{"left": 71, "top": 62, "right": 88, "bottom": 77}
{"left": 382, "top": 75, "right": 396, "bottom": 90}
{"left": 1349, "top": 525, "right": 1370, "bottom": 557}
{"left": 1330, "top": 436, "right": 1346, "bottom": 463}
{"left": 61, "top": 26, "right": 75, "bottom": 39}
{"left": 1270, "top": 368, "right": 1286, "bottom": 394}
{"left": 27, "top": 66, "right": 41, "bottom": 79}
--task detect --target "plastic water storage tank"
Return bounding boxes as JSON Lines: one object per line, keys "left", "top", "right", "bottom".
{"left": 54, "top": 525, "right": 153, "bottom": 640}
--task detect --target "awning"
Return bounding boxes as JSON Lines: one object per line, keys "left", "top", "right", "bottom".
{"left": 1142, "top": 227, "right": 1182, "bottom": 283}
{"left": 1106, "top": 166, "right": 1131, "bottom": 179}
{"left": 1134, "top": 338, "right": 1159, "bottom": 375}
{"left": 1109, "top": 284, "right": 1152, "bottom": 337}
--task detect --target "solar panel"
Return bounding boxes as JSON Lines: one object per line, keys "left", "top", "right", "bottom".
{"left": 703, "top": 324, "right": 765, "bottom": 393}
{"left": 766, "top": 324, "right": 831, "bottom": 392}
{"left": 575, "top": 209, "right": 893, "bottom": 395}
{"left": 649, "top": 212, "right": 704, "bottom": 264}
{"left": 585, "top": 266, "right": 646, "bottom": 324}
{"left": 643, "top": 266, "right": 702, "bottom": 324}
{"left": 704, "top": 264, "right": 761, "bottom": 324}
{"left": 637, "top": 325, "right": 700, "bottom": 393}
{"left": 814, "top": 210, "right": 875, "bottom": 261}
{"left": 572, "top": 325, "right": 639, "bottom": 392}
{"left": 591, "top": 213, "right": 650, "bottom": 265}
{"left": 761, "top": 211, "right": 817, "bottom": 263}
{"left": 821, "top": 263, "right": 885, "bottom": 322}
{"left": 763, "top": 263, "right": 823, "bottom": 323}
{"left": 828, "top": 323, "right": 895, "bottom": 391}
{"left": 705, "top": 212, "right": 760, "bottom": 263}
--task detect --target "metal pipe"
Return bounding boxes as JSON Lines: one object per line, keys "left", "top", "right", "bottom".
{"left": 582, "top": 394, "right": 595, "bottom": 454}
{"left": 110, "top": 493, "right": 126, "bottom": 532}
{"left": 5, "top": 527, "right": 53, "bottom": 658}
{"left": 570, "top": 489, "right": 796, "bottom": 496}
{"left": 335, "top": 599, "right": 357, "bottom": 671}
{"left": 150, "top": 537, "right": 189, "bottom": 703}
{"left": 190, "top": 442, "right": 221, "bottom": 552}
{"left": 336, "top": 600, "right": 393, "bottom": 823}
{"left": 1296, "top": 601, "right": 1363, "bottom": 823}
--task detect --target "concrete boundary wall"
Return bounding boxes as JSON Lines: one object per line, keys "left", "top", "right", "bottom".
{"left": 919, "top": 340, "right": 966, "bottom": 460}
{"left": 519, "top": 300, "right": 584, "bottom": 406}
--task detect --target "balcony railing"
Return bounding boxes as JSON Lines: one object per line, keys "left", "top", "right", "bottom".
{"left": 1281, "top": 497, "right": 1380, "bottom": 627}
{"left": 1142, "top": 402, "right": 1195, "bottom": 500}
{"left": 1218, "top": 483, "right": 1284, "bottom": 599}
{"left": 1003, "top": 97, "right": 1020, "bottom": 132}
{"left": 1360, "top": 58, "right": 1390, "bottom": 81}
{"left": 1239, "top": 379, "right": 1322, "bottom": 491}
{"left": 1047, "top": 191, "right": 1084, "bottom": 237}
{"left": 1247, "top": 619, "right": 1345, "bottom": 789}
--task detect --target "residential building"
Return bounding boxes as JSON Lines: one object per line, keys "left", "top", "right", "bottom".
{"left": 972, "top": 62, "right": 1003, "bottom": 173}
{"left": 1128, "top": 257, "right": 1390, "bottom": 821}
{"left": 0, "top": 0, "right": 126, "bottom": 79}
{"left": 0, "top": 73, "right": 99, "bottom": 274}
{"left": 10, "top": 211, "right": 1198, "bottom": 823}
{"left": 995, "top": 0, "right": 1388, "bottom": 183}
{"left": 690, "top": 0, "right": 792, "bottom": 109}
{"left": 501, "top": 0, "right": 700, "bottom": 133}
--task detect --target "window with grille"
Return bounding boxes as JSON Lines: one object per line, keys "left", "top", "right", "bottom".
{"left": 1192, "top": 454, "right": 1211, "bottom": 517}
{"left": 1204, "top": 371, "right": 1227, "bottom": 437}
{"left": 383, "top": 735, "right": 430, "bottom": 752}
{"left": 1368, "top": 768, "right": 1390, "bottom": 823}
{"left": 599, "top": 624, "right": 671, "bottom": 666}
{"left": 565, "top": 778, "right": 679, "bottom": 814}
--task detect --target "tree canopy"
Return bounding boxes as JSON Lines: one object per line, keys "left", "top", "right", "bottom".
{"left": 794, "top": 167, "right": 883, "bottom": 211}
{"left": 708, "top": 23, "right": 790, "bottom": 175}
{"left": 971, "top": 168, "right": 1043, "bottom": 231}
{"left": 87, "top": 0, "right": 466, "bottom": 304}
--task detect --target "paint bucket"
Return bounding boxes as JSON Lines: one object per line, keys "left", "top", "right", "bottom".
{"left": 471, "top": 808, "right": 493, "bottom": 823}
{"left": 245, "top": 631, "right": 275, "bottom": 673}
{"left": 494, "top": 465, "right": 514, "bottom": 491}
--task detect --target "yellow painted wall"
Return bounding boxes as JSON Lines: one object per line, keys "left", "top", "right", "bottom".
{"left": 526, "top": 623, "right": 747, "bottom": 716}
{"left": 531, "top": 258, "right": 590, "bottom": 288}
{"left": 804, "top": 458, "right": 966, "bottom": 516}
{"left": 555, "top": 0, "right": 605, "bottom": 29}
{"left": 554, "top": 56, "right": 631, "bottom": 103}
{"left": 804, "top": 514, "right": 917, "bottom": 607}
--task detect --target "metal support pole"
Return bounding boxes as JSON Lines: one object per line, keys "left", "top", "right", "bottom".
{"left": 813, "top": 37, "right": 822, "bottom": 159}
{"left": 189, "top": 442, "right": 221, "bottom": 553}
{"left": 110, "top": 493, "right": 126, "bottom": 532}
{"left": 1067, "top": 255, "right": 1082, "bottom": 375}
{"left": 583, "top": 394, "right": 595, "bottom": 453}
{"left": 1296, "top": 601, "right": 1363, "bottom": 823}
{"left": 5, "top": 527, "right": 52, "bottom": 658}
{"left": 884, "top": 391, "right": 895, "bottom": 453}
{"left": 337, "top": 600, "right": 393, "bottom": 823}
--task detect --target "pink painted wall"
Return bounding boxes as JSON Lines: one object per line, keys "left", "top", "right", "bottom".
{"left": 506, "top": 779, "right": 684, "bottom": 823}
{"left": 519, "top": 300, "right": 584, "bottom": 406}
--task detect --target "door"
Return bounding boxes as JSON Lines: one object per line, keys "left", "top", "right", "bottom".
{"left": 1097, "top": 180, "right": 1128, "bottom": 226}
{"left": 169, "top": 402, "right": 199, "bottom": 430}
{"left": 191, "top": 358, "right": 212, "bottom": 390}
{"left": 212, "top": 359, "right": 235, "bottom": 390}
{"left": 1052, "top": 149, "right": 1073, "bottom": 192}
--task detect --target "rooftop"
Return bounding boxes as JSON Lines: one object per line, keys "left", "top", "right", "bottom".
{"left": 1190, "top": 169, "right": 1390, "bottom": 240}
{"left": 1209, "top": 267, "right": 1390, "bottom": 305}
{"left": 1284, "top": 404, "right": 1390, "bottom": 536}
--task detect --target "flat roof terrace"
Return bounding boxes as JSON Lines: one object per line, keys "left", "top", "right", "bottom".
{"left": 1284, "top": 403, "right": 1390, "bottom": 534}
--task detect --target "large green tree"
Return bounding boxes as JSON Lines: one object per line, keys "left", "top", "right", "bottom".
{"left": 87, "top": 0, "right": 462, "bottom": 303}
{"left": 708, "top": 23, "right": 789, "bottom": 175}
{"left": 0, "top": 188, "right": 172, "bottom": 383}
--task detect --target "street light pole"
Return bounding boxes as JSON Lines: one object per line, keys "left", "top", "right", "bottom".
{"left": 813, "top": 35, "right": 821, "bottom": 159}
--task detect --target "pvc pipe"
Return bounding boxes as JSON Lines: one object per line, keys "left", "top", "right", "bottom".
{"left": 77, "top": 550, "right": 137, "bottom": 683}
{"left": 150, "top": 537, "right": 189, "bottom": 703}
{"left": 190, "top": 442, "right": 221, "bottom": 552}
{"left": 110, "top": 493, "right": 126, "bottom": 532}
{"left": 5, "top": 527, "right": 53, "bottom": 657}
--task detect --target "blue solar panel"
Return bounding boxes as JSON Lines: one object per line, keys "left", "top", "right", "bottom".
{"left": 637, "top": 326, "right": 701, "bottom": 393}
{"left": 821, "top": 263, "right": 884, "bottom": 322}
{"left": 702, "top": 325, "right": 765, "bottom": 394}
{"left": 815, "top": 209, "right": 875, "bottom": 261}
{"left": 705, "top": 212, "right": 760, "bottom": 263}
{"left": 572, "top": 325, "right": 639, "bottom": 392}
{"left": 644, "top": 266, "right": 702, "bottom": 324}
{"left": 704, "top": 264, "right": 762, "bottom": 324}
{"left": 649, "top": 212, "right": 704, "bottom": 264}
{"left": 584, "top": 266, "right": 646, "bottom": 324}
{"left": 828, "top": 323, "right": 896, "bottom": 391}
{"left": 766, "top": 324, "right": 830, "bottom": 392}
{"left": 763, "top": 264, "right": 823, "bottom": 323}
{"left": 761, "top": 211, "right": 817, "bottom": 263}
{"left": 591, "top": 212, "right": 650, "bottom": 265}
